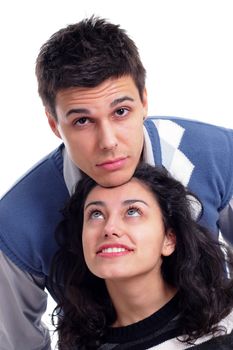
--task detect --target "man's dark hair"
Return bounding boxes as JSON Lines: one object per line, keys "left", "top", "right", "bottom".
{"left": 35, "top": 16, "right": 146, "bottom": 118}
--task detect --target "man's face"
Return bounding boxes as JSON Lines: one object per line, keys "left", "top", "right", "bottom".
{"left": 47, "top": 76, "right": 148, "bottom": 187}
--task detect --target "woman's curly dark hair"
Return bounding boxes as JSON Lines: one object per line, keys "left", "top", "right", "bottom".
{"left": 48, "top": 163, "right": 233, "bottom": 349}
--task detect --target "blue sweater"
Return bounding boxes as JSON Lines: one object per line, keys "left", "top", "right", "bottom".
{"left": 1, "top": 117, "right": 233, "bottom": 282}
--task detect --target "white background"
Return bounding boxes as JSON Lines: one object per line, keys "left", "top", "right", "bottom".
{"left": 0, "top": 1, "right": 233, "bottom": 348}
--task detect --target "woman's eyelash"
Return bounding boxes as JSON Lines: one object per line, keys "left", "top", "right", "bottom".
{"left": 127, "top": 205, "right": 142, "bottom": 215}
{"left": 86, "top": 208, "right": 103, "bottom": 219}
{"left": 85, "top": 205, "right": 143, "bottom": 220}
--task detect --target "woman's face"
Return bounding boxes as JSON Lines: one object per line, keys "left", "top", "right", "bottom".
{"left": 82, "top": 178, "right": 176, "bottom": 283}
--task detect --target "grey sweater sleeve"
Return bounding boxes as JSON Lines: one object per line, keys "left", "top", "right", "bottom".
{"left": 0, "top": 251, "right": 52, "bottom": 350}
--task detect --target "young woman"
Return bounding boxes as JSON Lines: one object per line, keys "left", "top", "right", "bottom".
{"left": 50, "top": 164, "right": 233, "bottom": 349}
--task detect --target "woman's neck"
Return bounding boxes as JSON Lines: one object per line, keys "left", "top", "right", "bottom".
{"left": 106, "top": 275, "right": 177, "bottom": 327}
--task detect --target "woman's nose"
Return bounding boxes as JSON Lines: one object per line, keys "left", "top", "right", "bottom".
{"left": 103, "top": 219, "right": 123, "bottom": 238}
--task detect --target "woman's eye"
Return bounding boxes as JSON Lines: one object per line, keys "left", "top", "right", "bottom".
{"left": 127, "top": 208, "right": 141, "bottom": 217}
{"left": 90, "top": 210, "right": 104, "bottom": 220}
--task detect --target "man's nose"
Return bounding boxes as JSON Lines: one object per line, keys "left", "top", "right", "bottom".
{"left": 98, "top": 122, "right": 118, "bottom": 151}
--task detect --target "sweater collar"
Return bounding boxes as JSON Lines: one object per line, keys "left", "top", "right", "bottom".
{"left": 104, "top": 293, "right": 180, "bottom": 343}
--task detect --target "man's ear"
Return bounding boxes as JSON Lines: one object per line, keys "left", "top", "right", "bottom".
{"left": 162, "top": 230, "right": 176, "bottom": 257}
{"left": 45, "top": 109, "right": 62, "bottom": 139}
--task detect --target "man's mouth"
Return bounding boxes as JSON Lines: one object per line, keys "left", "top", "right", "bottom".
{"left": 96, "top": 157, "right": 128, "bottom": 171}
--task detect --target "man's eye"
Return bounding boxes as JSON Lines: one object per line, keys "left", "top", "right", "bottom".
{"left": 115, "top": 108, "right": 128, "bottom": 117}
{"left": 75, "top": 117, "right": 90, "bottom": 125}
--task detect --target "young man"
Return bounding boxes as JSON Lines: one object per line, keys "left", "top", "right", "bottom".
{"left": 0, "top": 16, "right": 233, "bottom": 350}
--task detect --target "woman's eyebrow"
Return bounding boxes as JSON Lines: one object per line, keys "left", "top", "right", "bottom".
{"left": 84, "top": 201, "right": 105, "bottom": 210}
{"left": 123, "top": 199, "right": 148, "bottom": 206}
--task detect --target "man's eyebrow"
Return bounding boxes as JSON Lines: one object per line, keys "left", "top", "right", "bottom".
{"left": 84, "top": 201, "right": 105, "bottom": 210}
{"left": 110, "top": 96, "right": 134, "bottom": 108}
{"left": 66, "top": 108, "right": 90, "bottom": 118}
{"left": 65, "top": 96, "right": 134, "bottom": 118}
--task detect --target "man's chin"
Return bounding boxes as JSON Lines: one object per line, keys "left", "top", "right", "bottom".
{"left": 96, "top": 172, "right": 134, "bottom": 188}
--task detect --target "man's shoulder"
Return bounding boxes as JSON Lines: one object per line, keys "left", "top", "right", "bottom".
{"left": 145, "top": 116, "right": 233, "bottom": 155}
{"left": 146, "top": 116, "right": 232, "bottom": 133}
{"left": 0, "top": 144, "right": 70, "bottom": 277}
{"left": 1, "top": 144, "right": 65, "bottom": 201}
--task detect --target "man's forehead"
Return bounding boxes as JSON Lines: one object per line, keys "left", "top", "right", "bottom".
{"left": 56, "top": 76, "right": 139, "bottom": 103}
